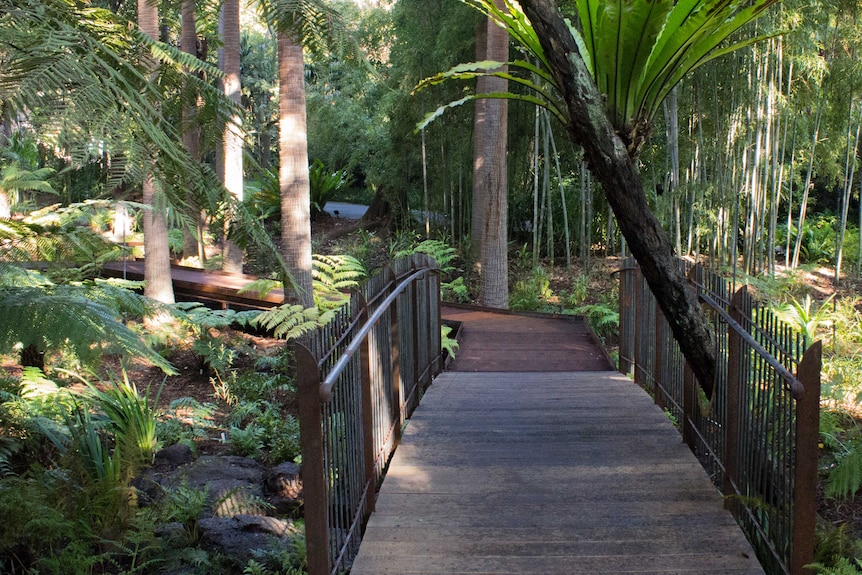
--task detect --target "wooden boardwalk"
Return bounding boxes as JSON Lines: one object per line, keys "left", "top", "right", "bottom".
{"left": 350, "top": 311, "right": 765, "bottom": 574}
{"left": 102, "top": 260, "right": 282, "bottom": 309}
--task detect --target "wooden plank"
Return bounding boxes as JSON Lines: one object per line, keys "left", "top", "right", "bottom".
{"left": 350, "top": 371, "right": 765, "bottom": 575}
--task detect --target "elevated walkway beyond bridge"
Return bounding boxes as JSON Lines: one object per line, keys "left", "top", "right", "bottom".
{"left": 350, "top": 308, "right": 765, "bottom": 574}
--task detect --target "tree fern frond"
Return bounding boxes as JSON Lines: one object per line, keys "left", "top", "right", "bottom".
{"left": 0, "top": 285, "right": 175, "bottom": 374}
{"left": 0, "top": 264, "right": 52, "bottom": 288}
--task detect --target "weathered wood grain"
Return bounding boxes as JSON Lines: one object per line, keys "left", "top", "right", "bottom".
{"left": 350, "top": 371, "right": 764, "bottom": 575}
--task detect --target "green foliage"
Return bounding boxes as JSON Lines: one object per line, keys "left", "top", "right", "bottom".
{"left": 0, "top": 133, "right": 56, "bottom": 213}
{"left": 441, "top": 324, "right": 459, "bottom": 359}
{"left": 230, "top": 423, "right": 266, "bottom": 458}
{"left": 158, "top": 480, "right": 209, "bottom": 546}
{"left": 575, "top": 302, "right": 620, "bottom": 342}
{"left": 245, "top": 531, "right": 308, "bottom": 575}
{"left": 820, "top": 410, "right": 862, "bottom": 500}
{"left": 309, "top": 159, "right": 353, "bottom": 219}
{"left": 571, "top": 0, "right": 779, "bottom": 137}
{"left": 510, "top": 267, "right": 553, "bottom": 311}
{"left": 773, "top": 294, "right": 833, "bottom": 347}
{"left": 228, "top": 400, "right": 301, "bottom": 464}
{"left": 254, "top": 304, "right": 330, "bottom": 340}
{"left": 809, "top": 556, "right": 862, "bottom": 574}
{"left": 85, "top": 378, "right": 161, "bottom": 476}
{"left": 312, "top": 253, "right": 367, "bottom": 311}
{"left": 0, "top": 270, "right": 175, "bottom": 373}
{"left": 157, "top": 397, "right": 217, "bottom": 449}
{"left": 813, "top": 520, "right": 862, "bottom": 573}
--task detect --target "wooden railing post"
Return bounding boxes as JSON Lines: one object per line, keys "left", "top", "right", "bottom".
{"left": 410, "top": 263, "right": 421, "bottom": 412}
{"left": 682, "top": 361, "right": 695, "bottom": 448}
{"left": 633, "top": 268, "right": 644, "bottom": 387}
{"left": 291, "top": 342, "right": 329, "bottom": 575}
{"left": 792, "top": 340, "right": 821, "bottom": 575}
{"left": 723, "top": 287, "right": 745, "bottom": 517}
{"left": 431, "top": 263, "right": 442, "bottom": 378}
{"left": 653, "top": 309, "right": 665, "bottom": 408}
{"left": 357, "top": 294, "right": 377, "bottom": 518}
{"left": 386, "top": 266, "right": 403, "bottom": 445}
{"left": 619, "top": 259, "right": 633, "bottom": 376}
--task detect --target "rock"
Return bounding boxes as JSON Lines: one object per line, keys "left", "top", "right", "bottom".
{"left": 174, "top": 456, "right": 266, "bottom": 517}
{"left": 154, "top": 443, "right": 194, "bottom": 472}
{"left": 264, "top": 461, "right": 302, "bottom": 499}
{"left": 264, "top": 461, "right": 303, "bottom": 517}
{"left": 199, "top": 515, "right": 297, "bottom": 565}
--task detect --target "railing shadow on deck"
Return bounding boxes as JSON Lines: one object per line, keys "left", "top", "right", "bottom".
{"left": 618, "top": 257, "right": 821, "bottom": 575}
{"left": 290, "top": 254, "right": 442, "bottom": 575}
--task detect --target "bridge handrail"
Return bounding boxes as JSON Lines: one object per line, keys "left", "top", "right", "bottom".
{"left": 618, "top": 257, "right": 821, "bottom": 575}
{"left": 318, "top": 267, "right": 436, "bottom": 403}
{"left": 291, "top": 254, "right": 442, "bottom": 575}
{"left": 697, "top": 291, "right": 805, "bottom": 400}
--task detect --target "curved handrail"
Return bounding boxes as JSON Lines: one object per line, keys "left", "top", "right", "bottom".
{"left": 318, "top": 266, "right": 437, "bottom": 402}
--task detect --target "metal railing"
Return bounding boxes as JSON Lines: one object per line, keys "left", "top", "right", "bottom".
{"left": 619, "top": 257, "right": 821, "bottom": 575}
{"left": 291, "top": 254, "right": 442, "bottom": 575}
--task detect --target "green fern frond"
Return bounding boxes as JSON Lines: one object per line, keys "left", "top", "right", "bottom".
{"left": 395, "top": 240, "right": 457, "bottom": 273}
{"left": 826, "top": 438, "right": 862, "bottom": 499}
{"left": 312, "top": 254, "right": 366, "bottom": 291}
{"left": 312, "top": 254, "right": 365, "bottom": 312}
{"left": 254, "top": 304, "right": 323, "bottom": 340}
{"left": 172, "top": 302, "right": 261, "bottom": 332}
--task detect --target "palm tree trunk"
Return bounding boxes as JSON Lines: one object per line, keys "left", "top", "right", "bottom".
{"left": 278, "top": 31, "right": 313, "bottom": 307}
{"left": 138, "top": 0, "right": 174, "bottom": 304}
{"left": 221, "top": 0, "right": 244, "bottom": 273}
{"left": 478, "top": 0, "right": 509, "bottom": 308}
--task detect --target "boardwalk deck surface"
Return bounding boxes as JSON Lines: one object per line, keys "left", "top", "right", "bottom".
{"left": 350, "top": 311, "right": 765, "bottom": 574}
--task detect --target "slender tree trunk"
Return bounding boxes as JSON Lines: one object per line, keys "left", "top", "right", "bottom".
{"left": 221, "top": 0, "right": 244, "bottom": 273}
{"left": 521, "top": 0, "right": 716, "bottom": 396}
{"left": 278, "top": 31, "right": 313, "bottom": 307}
{"left": 422, "top": 127, "right": 430, "bottom": 238}
{"left": 791, "top": 100, "right": 823, "bottom": 268}
{"left": 836, "top": 104, "right": 860, "bottom": 284}
{"left": 181, "top": 0, "right": 204, "bottom": 262}
{"left": 547, "top": 110, "right": 571, "bottom": 269}
{"left": 532, "top": 107, "right": 540, "bottom": 266}
{"left": 138, "top": 0, "right": 174, "bottom": 304}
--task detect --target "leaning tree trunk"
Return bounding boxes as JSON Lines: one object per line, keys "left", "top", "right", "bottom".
{"left": 278, "top": 31, "right": 314, "bottom": 308}
{"left": 521, "top": 0, "right": 716, "bottom": 396}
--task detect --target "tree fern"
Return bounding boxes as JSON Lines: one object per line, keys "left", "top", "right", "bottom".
{"left": 0, "top": 285, "right": 175, "bottom": 373}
